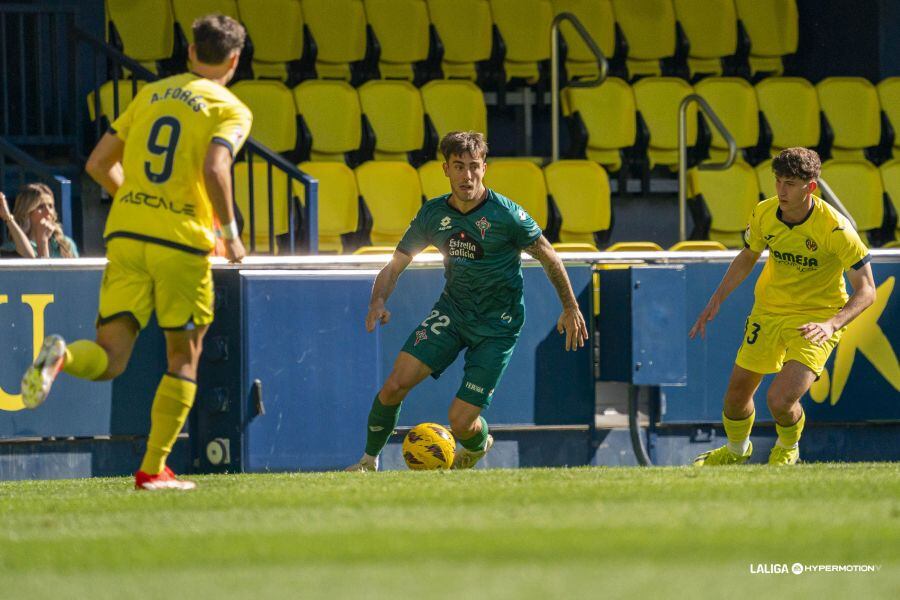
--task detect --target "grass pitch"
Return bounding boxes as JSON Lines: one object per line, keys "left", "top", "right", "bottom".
{"left": 1, "top": 464, "right": 897, "bottom": 599}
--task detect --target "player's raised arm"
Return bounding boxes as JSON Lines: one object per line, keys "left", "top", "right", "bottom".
{"left": 524, "top": 235, "right": 588, "bottom": 351}
{"left": 365, "top": 250, "right": 413, "bottom": 332}
{"left": 690, "top": 246, "right": 761, "bottom": 339}
{"left": 85, "top": 132, "right": 126, "bottom": 197}
{"left": 204, "top": 143, "right": 245, "bottom": 263}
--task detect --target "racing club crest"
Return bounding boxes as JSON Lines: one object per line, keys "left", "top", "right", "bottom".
{"left": 475, "top": 216, "right": 491, "bottom": 239}
{"left": 414, "top": 329, "right": 428, "bottom": 346}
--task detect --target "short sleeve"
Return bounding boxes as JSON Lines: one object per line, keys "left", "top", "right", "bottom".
{"left": 396, "top": 209, "right": 430, "bottom": 256}
{"left": 211, "top": 103, "right": 253, "bottom": 157}
{"left": 109, "top": 91, "right": 141, "bottom": 141}
{"left": 743, "top": 208, "right": 766, "bottom": 253}
{"left": 830, "top": 221, "right": 870, "bottom": 271}
{"left": 509, "top": 204, "right": 543, "bottom": 248}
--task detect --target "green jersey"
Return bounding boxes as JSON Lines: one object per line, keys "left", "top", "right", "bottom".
{"left": 396, "top": 189, "right": 542, "bottom": 335}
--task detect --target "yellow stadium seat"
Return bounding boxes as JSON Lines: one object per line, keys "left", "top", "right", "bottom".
{"left": 543, "top": 161, "right": 612, "bottom": 246}
{"left": 669, "top": 240, "right": 727, "bottom": 251}
{"left": 233, "top": 160, "right": 292, "bottom": 253}
{"left": 552, "top": 0, "right": 616, "bottom": 81}
{"left": 293, "top": 80, "right": 365, "bottom": 164}
{"left": 819, "top": 160, "right": 884, "bottom": 237}
{"left": 633, "top": 77, "right": 697, "bottom": 169}
{"left": 884, "top": 240, "right": 900, "bottom": 249}
{"left": 355, "top": 162, "right": 423, "bottom": 246}
{"left": 881, "top": 159, "right": 900, "bottom": 242}
{"left": 237, "top": 0, "right": 305, "bottom": 81}
{"left": 755, "top": 159, "right": 775, "bottom": 200}
{"left": 107, "top": 0, "right": 174, "bottom": 72}
{"left": 552, "top": 242, "right": 599, "bottom": 252}
{"left": 877, "top": 78, "right": 900, "bottom": 157}
{"left": 86, "top": 80, "right": 145, "bottom": 123}
{"left": 734, "top": 0, "right": 798, "bottom": 77}
{"left": 490, "top": 0, "right": 553, "bottom": 83}
{"left": 230, "top": 80, "right": 297, "bottom": 153}
{"left": 607, "top": 241, "right": 663, "bottom": 252}
{"left": 611, "top": 0, "right": 676, "bottom": 79}
{"left": 755, "top": 77, "right": 820, "bottom": 154}
{"left": 358, "top": 80, "right": 426, "bottom": 163}
{"left": 561, "top": 78, "right": 636, "bottom": 173}
{"left": 418, "top": 161, "right": 450, "bottom": 200}
{"left": 673, "top": 0, "right": 738, "bottom": 79}
{"left": 421, "top": 80, "right": 487, "bottom": 158}
{"left": 172, "top": 0, "right": 239, "bottom": 44}
{"left": 687, "top": 162, "right": 761, "bottom": 248}
{"left": 427, "top": 0, "right": 493, "bottom": 81}
{"left": 694, "top": 77, "right": 759, "bottom": 164}
{"left": 484, "top": 160, "right": 550, "bottom": 230}
{"left": 296, "top": 162, "right": 361, "bottom": 253}
{"left": 302, "top": 0, "right": 368, "bottom": 81}
{"left": 817, "top": 77, "right": 882, "bottom": 162}
{"left": 365, "top": 0, "right": 430, "bottom": 81}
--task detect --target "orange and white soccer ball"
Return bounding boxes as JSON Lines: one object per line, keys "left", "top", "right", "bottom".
{"left": 402, "top": 423, "right": 456, "bottom": 470}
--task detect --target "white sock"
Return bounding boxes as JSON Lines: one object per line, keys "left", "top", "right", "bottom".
{"left": 727, "top": 439, "right": 750, "bottom": 456}
{"left": 774, "top": 439, "right": 798, "bottom": 449}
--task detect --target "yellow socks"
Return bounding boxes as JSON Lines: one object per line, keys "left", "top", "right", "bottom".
{"left": 62, "top": 340, "right": 109, "bottom": 380}
{"left": 775, "top": 409, "right": 805, "bottom": 449}
{"left": 723, "top": 410, "right": 755, "bottom": 456}
{"left": 139, "top": 374, "right": 197, "bottom": 475}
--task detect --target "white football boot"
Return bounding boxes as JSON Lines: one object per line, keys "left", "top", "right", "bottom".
{"left": 21, "top": 334, "right": 67, "bottom": 409}
{"left": 451, "top": 434, "right": 494, "bottom": 470}
{"left": 344, "top": 454, "right": 379, "bottom": 472}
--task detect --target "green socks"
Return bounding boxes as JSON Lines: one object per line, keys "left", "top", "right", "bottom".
{"left": 365, "top": 394, "right": 401, "bottom": 457}
{"left": 458, "top": 416, "right": 489, "bottom": 452}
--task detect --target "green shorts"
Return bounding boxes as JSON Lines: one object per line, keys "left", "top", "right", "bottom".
{"left": 400, "top": 300, "right": 519, "bottom": 408}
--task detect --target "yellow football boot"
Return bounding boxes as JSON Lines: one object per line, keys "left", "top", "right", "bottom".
{"left": 768, "top": 445, "right": 800, "bottom": 465}
{"left": 693, "top": 441, "right": 753, "bottom": 466}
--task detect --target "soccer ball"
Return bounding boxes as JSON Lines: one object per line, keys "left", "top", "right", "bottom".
{"left": 402, "top": 423, "right": 456, "bottom": 470}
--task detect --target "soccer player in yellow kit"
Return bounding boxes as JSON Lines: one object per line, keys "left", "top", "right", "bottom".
{"left": 690, "top": 148, "right": 876, "bottom": 466}
{"left": 20, "top": 15, "right": 252, "bottom": 490}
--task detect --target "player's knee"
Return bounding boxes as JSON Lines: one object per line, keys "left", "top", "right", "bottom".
{"left": 765, "top": 391, "right": 795, "bottom": 418}
{"left": 381, "top": 375, "right": 413, "bottom": 403}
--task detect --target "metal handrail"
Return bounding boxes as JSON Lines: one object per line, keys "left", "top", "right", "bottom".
{"left": 814, "top": 177, "right": 858, "bottom": 231}
{"left": 551, "top": 12, "right": 609, "bottom": 162}
{"left": 677, "top": 94, "right": 738, "bottom": 241}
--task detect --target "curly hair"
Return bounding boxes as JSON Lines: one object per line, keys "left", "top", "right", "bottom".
{"left": 439, "top": 131, "right": 488, "bottom": 162}
{"left": 772, "top": 147, "right": 821, "bottom": 181}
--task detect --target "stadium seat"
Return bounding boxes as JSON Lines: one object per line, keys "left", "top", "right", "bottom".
{"left": 755, "top": 77, "right": 821, "bottom": 155}
{"left": 669, "top": 240, "right": 728, "bottom": 251}
{"left": 293, "top": 80, "right": 367, "bottom": 165}
{"left": 734, "top": 0, "right": 798, "bottom": 77}
{"left": 426, "top": 0, "right": 493, "bottom": 81}
{"left": 233, "top": 160, "right": 292, "bottom": 253}
{"left": 881, "top": 159, "right": 900, "bottom": 242}
{"left": 607, "top": 241, "right": 663, "bottom": 252}
{"left": 632, "top": 77, "right": 697, "bottom": 169}
{"left": 237, "top": 0, "right": 305, "bottom": 81}
{"left": 106, "top": 0, "right": 175, "bottom": 73}
{"left": 552, "top": 242, "right": 599, "bottom": 252}
{"left": 172, "top": 0, "right": 239, "bottom": 44}
{"left": 358, "top": 80, "right": 427, "bottom": 164}
{"left": 86, "top": 80, "right": 144, "bottom": 123}
{"left": 483, "top": 160, "right": 550, "bottom": 231}
{"left": 877, "top": 78, "right": 900, "bottom": 158}
{"left": 817, "top": 77, "right": 882, "bottom": 162}
{"left": 694, "top": 77, "right": 760, "bottom": 164}
{"left": 489, "top": 0, "right": 554, "bottom": 83}
{"left": 420, "top": 80, "right": 487, "bottom": 158}
{"left": 296, "top": 162, "right": 361, "bottom": 253}
{"left": 355, "top": 161, "right": 424, "bottom": 246}
{"left": 418, "top": 160, "right": 450, "bottom": 200}
{"left": 687, "top": 162, "right": 761, "bottom": 248}
{"left": 611, "top": 0, "right": 677, "bottom": 79}
{"left": 302, "top": 0, "right": 368, "bottom": 81}
{"left": 561, "top": 78, "right": 637, "bottom": 173}
{"left": 543, "top": 160, "right": 612, "bottom": 246}
{"left": 819, "top": 160, "right": 885, "bottom": 241}
{"left": 230, "top": 80, "right": 298, "bottom": 154}
{"left": 552, "top": 0, "right": 616, "bottom": 81}
{"left": 364, "top": 0, "right": 430, "bottom": 81}
{"left": 673, "top": 0, "right": 738, "bottom": 79}
{"left": 755, "top": 159, "right": 775, "bottom": 199}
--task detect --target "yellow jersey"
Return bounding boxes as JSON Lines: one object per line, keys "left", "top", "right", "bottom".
{"left": 105, "top": 73, "right": 252, "bottom": 254}
{"left": 744, "top": 196, "right": 870, "bottom": 317}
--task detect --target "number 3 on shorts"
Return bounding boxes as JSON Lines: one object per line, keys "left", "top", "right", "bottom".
{"left": 421, "top": 310, "right": 450, "bottom": 335}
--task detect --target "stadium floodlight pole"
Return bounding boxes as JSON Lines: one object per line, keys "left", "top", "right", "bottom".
{"left": 550, "top": 12, "right": 608, "bottom": 162}
{"left": 677, "top": 95, "right": 737, "bottom": 241}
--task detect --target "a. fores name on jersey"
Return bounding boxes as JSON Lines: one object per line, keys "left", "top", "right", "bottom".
{"left": 445, "top": 231, "right": 483, "bottom": 260}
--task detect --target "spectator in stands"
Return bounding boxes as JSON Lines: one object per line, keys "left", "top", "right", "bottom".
{"left": 0, "top": 184, "right": 78, "bottom": 258}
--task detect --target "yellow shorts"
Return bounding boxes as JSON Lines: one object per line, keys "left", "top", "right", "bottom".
{"left": 734, "top": 309, "right": 844, "bottom": 376}
{"left": 98, "top": 238, "right": 213, "bottom": 330}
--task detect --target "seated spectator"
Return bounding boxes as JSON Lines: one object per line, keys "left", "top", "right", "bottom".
{"left": 0, "top": 184, "right": 79, "bottom": 258}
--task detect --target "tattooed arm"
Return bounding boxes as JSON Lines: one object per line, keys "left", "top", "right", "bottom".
{"left": 524, "top": 235, "right": 589, "bottom": 351}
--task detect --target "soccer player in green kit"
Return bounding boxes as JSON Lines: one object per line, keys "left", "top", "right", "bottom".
{"left": 346, "top": 131, "right": 589, "bottom": 471}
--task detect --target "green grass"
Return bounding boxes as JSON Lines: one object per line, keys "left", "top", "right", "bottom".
{"left": 1, "top": 464, "right": 898, "bottom": 599}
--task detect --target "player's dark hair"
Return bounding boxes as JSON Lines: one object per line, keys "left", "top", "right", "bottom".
{"left": 192, "top": 14, "right": 246, "bottom": 65}
{"left": 772, "top": 147, "right": 821, "bottom": 181}
{"left": 440, "top": 131, "right": 488, "bottom": 161}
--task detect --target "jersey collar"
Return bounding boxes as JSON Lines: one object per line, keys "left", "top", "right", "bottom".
{"left": 776, "top": 199, "right": 815, "bottom": 229}
{"left": 445, "top": 188, "right": 491, "bottom": 216}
